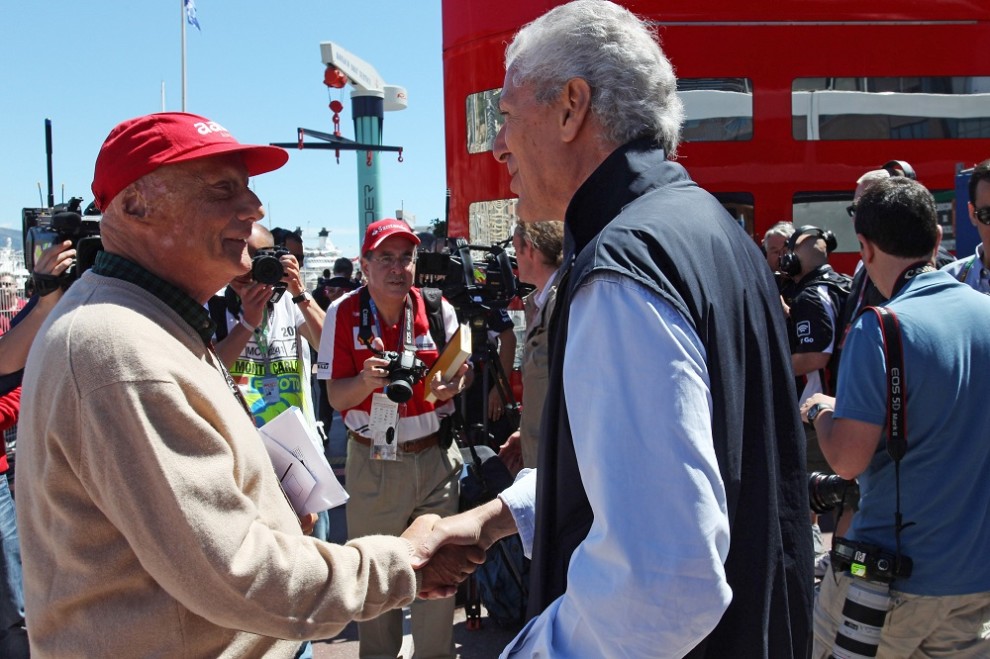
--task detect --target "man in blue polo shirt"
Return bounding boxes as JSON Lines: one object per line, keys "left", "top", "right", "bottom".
{"left": 803, "top": 176, "right": 990, "bottom": 657}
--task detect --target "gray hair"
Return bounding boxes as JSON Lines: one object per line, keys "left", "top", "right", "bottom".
{"left": 762, "top": 221, "right": 795, "bottom": 245}
{"left": 505, "top": 0, "right": 684, "bottom": 155}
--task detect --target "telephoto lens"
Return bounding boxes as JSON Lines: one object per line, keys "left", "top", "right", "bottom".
{"left": 831, "top": 578, "right": 892, "bottom": 659}
{"left": 808, "top": 471, "right": 859, "bottom": 515}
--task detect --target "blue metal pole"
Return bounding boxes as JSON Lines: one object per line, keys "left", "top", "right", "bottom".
{"left": 351, "top": 92, "right": 385, "bottom": 236}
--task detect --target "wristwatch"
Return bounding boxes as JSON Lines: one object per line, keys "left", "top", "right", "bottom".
{"left": 807, "top": 402, "right": 833, "bottom": 424}
{"left": 291, "top": 291, "right": 312, "bottom": 305}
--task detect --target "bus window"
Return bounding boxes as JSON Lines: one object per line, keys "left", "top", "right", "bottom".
{"left": 712, "top": 192, "right": 755, "bottom": 237}
{"left": 679, "top": 78, "right": 753, "bottom": 142}
{"left": 793, "top": 76, "right": 990, "bottom": 140}
{"left": 792, "top": 192, "right": 857, "bottom": 252}
{"left": 467, "top": 89, "right": 503, "bottom": 154}
{"left": 467, "top": 77, "right": 753, "bottom": 154}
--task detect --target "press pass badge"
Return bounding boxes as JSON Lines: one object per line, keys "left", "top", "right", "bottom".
{"left": 369, "top": 393, "right": 400, "bottom": 461}
{"left": 261, "top": 376, "right": 280, "bottom": 405}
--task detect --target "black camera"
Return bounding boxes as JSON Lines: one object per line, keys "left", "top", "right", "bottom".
{"left": 829, "top": 537, "right": 912, "bottom": 656}
{"left": 831, "top": 536, "right": 912, "bottom": 584}
{"left": 22, "top": 197, "right": 102, "bottom": 283}
{"left": 808, "top": 471, "right": 860, "bottom": 515}
{"left": 251, "top": 247, "right": 289, "bottom": 302}
{"left": 380, "top": 349, "right": 429, "bottom": 404}
{"left": 414, "top": 238, "right": 520, "bottom": 320}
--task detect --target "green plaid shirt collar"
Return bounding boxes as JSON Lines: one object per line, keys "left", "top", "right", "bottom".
{"left": 91, "top": 251, "right": 216, "bottom": 344}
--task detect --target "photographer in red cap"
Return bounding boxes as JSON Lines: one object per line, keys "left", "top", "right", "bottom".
{"left": 316, "top": 218, "right": 471, "bottom": 659}
{"left": 15, "top": 113, "right": 481, "bottom": 658}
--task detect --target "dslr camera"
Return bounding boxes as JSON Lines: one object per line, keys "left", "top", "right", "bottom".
{"left": 831, "top": 536, "right": 912, "bottom": 584}
{"left": 379, "top": 349, "right": 428, "bottom": 404}
{"left": 251, "top": 247, "right": 290, "bottom": 302}
{"left": 808, "top": 471, "right": 859, "bottom": 515}
{"left": 829, "top": 537, "right": 913, "bottom": 656}
{"left": 22, "top": 197, "right": 103, "bottom": 282}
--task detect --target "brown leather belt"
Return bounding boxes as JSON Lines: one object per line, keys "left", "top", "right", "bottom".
{"left": 347, "top": 430, "right": 441, "bottom": 454}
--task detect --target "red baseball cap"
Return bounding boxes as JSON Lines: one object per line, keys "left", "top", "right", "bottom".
{"left": 362, "top": 218, "right": 421, "bottom": 254}
{"left": 91, "top": 112, "right": 289, "bottom": 210}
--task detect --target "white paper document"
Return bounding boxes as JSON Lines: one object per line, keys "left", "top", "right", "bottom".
{"left": 258, "top": 407, "right": 349, "bottom": 514}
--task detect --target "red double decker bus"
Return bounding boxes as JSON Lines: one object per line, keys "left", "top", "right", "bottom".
{"left": 441, "top": 0, "right": 990, "bottom": 274}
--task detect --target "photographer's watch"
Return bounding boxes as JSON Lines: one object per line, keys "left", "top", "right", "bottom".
{"left": 291, "top": 291, "right": 312, "bottom": 305}
{"left": 807, "top": 402, "right": 833, "bottom": 424}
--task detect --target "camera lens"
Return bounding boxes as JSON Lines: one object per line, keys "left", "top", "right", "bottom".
{"left": 808, "top": 471, "right": 858, "bottom": 515}
{"left": 252, "top": 253, "right": 285, "bottom": 285}
{"left": 833, "top": 578, "right": 891, "bottom": 658}
{"left": 384, "top": 380, "right": 414, "bottom": 403}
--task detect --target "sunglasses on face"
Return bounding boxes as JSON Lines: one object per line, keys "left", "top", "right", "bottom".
{"left": 846, "top": 202, "right": 857, "bottom": 218}
{"left": 975, "top": 207, "right": 990, "bottom": 226}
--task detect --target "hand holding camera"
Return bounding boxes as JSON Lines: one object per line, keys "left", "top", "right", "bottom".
{"left": 360, "top": 337, "right": 429, "bottom": 404}
{"left": 31, "top": 240, "right": 78, "bottom": 299}
{"left": 250, "top": 247, "right": 291, "bottom": 303}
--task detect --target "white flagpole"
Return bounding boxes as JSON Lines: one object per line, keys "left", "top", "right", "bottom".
{"left": 181, "top": 0, "right": 187, "bottom": 112}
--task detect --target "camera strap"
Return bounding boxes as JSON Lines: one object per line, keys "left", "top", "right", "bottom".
{"left": 859, "top": 304, "right": 915, "bottom": 558}
{"left": 358, "top": 287, "right": 417, "bottom": 353}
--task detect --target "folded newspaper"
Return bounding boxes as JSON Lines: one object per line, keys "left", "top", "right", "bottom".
{"left": 259, "top": 406, "right": 349, "bottom": 515}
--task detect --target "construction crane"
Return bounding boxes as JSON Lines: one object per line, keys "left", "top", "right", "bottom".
{"left": 272, "top": 41, "right": 407, "bottom": 237}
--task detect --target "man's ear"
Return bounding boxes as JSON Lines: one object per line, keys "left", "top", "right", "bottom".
{"left": 932, "top": 224, "right": 943, "bottom": 262}
{"left": 968, "top": 201, "right": 979, "bottom": 228}
{"left": 560, "top": 77, "right": 593, "bottom": 143}
{"left": 857, "top": 233, "right": 875, "bottom": 265}
{"left": 119, "top": 184, "right": 148, "bottom": 219}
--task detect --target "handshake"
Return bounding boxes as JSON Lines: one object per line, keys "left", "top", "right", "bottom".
{"left": 398, "top": 496, "right": 519, "bottom": 599}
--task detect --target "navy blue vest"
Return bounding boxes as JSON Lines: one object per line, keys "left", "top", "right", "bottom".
{"left": 531, "top": 140, "right": 813, "bottom": 657}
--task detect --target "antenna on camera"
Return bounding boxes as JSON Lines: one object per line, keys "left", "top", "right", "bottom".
{"left": 45, "top": 118, "right": 55, "bottom": 209}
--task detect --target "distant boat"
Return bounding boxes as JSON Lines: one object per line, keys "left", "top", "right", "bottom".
{"left": 300, "top": 228, "right": 345, "bottom": 291}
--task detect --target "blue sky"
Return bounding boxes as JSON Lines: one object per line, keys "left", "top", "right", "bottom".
{"left": 0, "top": 0, "right": 444, "bottom": 258}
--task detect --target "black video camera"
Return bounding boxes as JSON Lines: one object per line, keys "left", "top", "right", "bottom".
{"left": 831, "top": 536, "right": 912, "bottom": 584}
{"left": 414, "top": 238, "right": 519, "bottom": 321}
{"left": 22, "top": 197, "right": 102, "bottom": 283}
{"left": 251, "top": 247, "right": 290, "bottom": 302}
{"left": 379, "top": 349, "right": 428, "bottom": 404}
{"left": 808, "top": 471, "right": 859, "bottom": 515}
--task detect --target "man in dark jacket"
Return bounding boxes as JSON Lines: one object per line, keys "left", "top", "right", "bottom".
{"left": 409, "top": 1, "right": 813, "bottom": 656}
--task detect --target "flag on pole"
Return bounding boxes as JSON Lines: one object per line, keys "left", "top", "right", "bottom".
{"left": 184, "top": 0, "right": 201, "bottom": 31}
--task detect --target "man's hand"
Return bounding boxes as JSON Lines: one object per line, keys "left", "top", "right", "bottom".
{"left": 280, "top": 254, "right": 306, "bottom": 298}
{"left": 299, "top": 512, "right": 319, "bottom": 536}
{"left": 487, "top": 388, "right": 504, "bottom": 421}
{"left": 229, "top": 278, "right": 272, "bottom": 329}
{"left": 31, "top": 240, "right": 76, "bottom": 304}
{"left": 34, "top": 240, "right": 76, "bottom": 279}
{"left": 499, "top": 431, "right": 523, "bottom": 474}
{"left": 400, "top": 515, "right": 486, "bottom": 599}
{"left": 800, "top": 393, "right": 835, "bottom": 424}
{"left": 429, "top": 361, "right": 470, "bottom": 402}
{"left": 360, "top": 337, "right": 393, "bottom": 393}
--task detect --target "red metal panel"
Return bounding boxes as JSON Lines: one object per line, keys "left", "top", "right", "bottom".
{"left": 442, "top": 0, "right": 990, "bottom": 267}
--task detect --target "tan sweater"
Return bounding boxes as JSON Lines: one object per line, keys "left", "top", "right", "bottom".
{"left": 17, "top": 273, "right": 417, "bottom": 658}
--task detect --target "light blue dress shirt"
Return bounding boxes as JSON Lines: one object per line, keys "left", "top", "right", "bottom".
{"left": 498, "top": 270, "right": 732, "bottom": 658}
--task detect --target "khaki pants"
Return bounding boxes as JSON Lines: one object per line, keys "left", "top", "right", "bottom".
{"left": 813, "top": 565, "right": 990, "bottom": 658}
{"left": 346, "top": 437, "right": 463, "bottom": 659}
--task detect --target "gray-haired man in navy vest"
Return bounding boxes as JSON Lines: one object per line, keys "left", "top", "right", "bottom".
{"left": 407, "top": 2, "right": 813, "bottom": 656}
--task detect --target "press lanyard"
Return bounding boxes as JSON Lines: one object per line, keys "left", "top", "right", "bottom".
{"left": 358, "top": 287, "right": 417, "bottom": 353}
{"left": 253, "top": 306, "right": 274, "bottom": 378}
{"left": 207, "top": 342, "right": 256, "bottom": 426}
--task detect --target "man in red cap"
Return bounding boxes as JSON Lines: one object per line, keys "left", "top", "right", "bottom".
{"left": 317, "top": 218, "right": 471, "bottom": 659}
{"left": 15, "top": 113, "right": 481, "bottom": 658}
